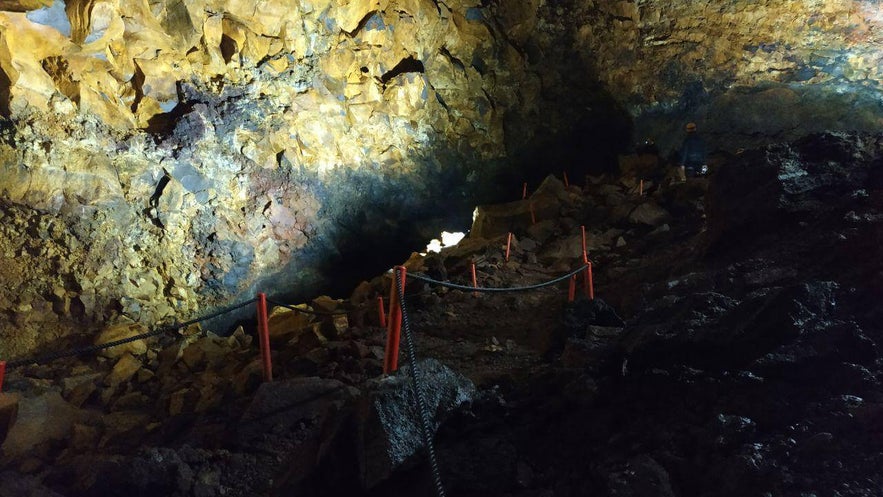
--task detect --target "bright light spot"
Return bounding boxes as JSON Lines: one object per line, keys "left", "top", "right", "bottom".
{"left": 473, "top": 207, "right": 479, "bottom": 223}
{"left": 425, "top": 231, "right": 466, "bottom": 254}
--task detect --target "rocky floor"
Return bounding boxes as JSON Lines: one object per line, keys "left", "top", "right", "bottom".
{"left": 1, "top": 132, "right": 882, "bottom": 497}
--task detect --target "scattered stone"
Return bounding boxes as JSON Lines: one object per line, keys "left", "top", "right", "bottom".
{"left": 62, "top": 373, "right": 102, "bottom": 407}
{"left": 94, "top": 323, "right": 149, "bottom": 359}
{"left": 106, "top": 353, "right": 142, "bottom": 388}
{"left": 628, "top": 202, "right": 671, "bottom": 226}
{"left": 2, "top": 392, "right": 86, "bottom": 458}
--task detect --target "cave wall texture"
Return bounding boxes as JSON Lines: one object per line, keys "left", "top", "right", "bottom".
{"left": 0, "top": 0, "right": 881, "bottom": 357}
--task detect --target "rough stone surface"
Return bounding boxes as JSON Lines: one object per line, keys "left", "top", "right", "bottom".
{"left": 358, "top": 358, "right": 476, "bottom": 488}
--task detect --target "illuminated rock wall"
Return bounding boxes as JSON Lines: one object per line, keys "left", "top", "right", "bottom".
{"left": 0, "top": 0, "right": 880, "bottom": 356}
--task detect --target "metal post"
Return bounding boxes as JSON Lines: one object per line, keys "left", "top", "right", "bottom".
{"left": 471, "top": 261, "right": 478, "bottom": 297}
{"left": 563, "top": 171, "right": 570, "bottom": 188}
{"left": 383, "top": 266, "right": 407, "bottom": 374}
{"left": 585, "top": 262, "right": 595, "bottom": 300}
{"left": 0, "top": 361, "right": 5, "bottom": 392}
{"left": 377, "top": 296, "right": 387, "bottom": 328}
{"left": 505, "top": 232, "right": 512, "bottom": 262}
{"left": 581, "top": 225, "right": 588, "bottom": 261}
{"left": 256, "top": 293, "right": 273, "bottom": 382}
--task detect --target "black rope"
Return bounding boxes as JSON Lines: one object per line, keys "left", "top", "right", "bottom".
{"left": 6, "top": 298, "right": 258, "bottom": 369}
{"left": 396, "top": 268, "right": 447, "bottom": 497}
{"left": 406, "top": 265, "right": 589, "bottom": 293}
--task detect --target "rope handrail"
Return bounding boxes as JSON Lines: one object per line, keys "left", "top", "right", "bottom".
{"left": 406, "top": 264, "right": 589, "bottom": 293}
{"left": 395, "top": 268, "right": 447, "bottom": 497}
{"left": 5, "top": 297, "right": 258, "bottom": 369}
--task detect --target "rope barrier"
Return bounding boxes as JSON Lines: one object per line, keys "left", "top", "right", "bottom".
{"left": 406, "top": 265, "right": 589, "bottom": 293}
{"left": 5, "top": 298, "right": 258, "bottom": 369}
{"left": 395, "top": 266, "right": 447, "bottom": 497}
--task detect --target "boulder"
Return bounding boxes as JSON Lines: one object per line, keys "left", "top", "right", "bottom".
{"left": 607, "top": 455, "right": 676, "bottom": 497}
{"left": 237, "top": 377, "right": 360, "bottom": 491}
{"left": 621, "top": 282, "right": 848, "bottom": 373}
{"left": 268, "top": 305, "right": 316, "bottom": 344}
{"left": 357, "top": 358, "right": 476, "bottom": 488}
{"left": 0, "top": 394, "right": 19, "bottom": 446}
{"left": 628, "top": 201, "right": 671, "bottom": 226}
{"left": 0, "top": 471, "right": 66, "bottom": 497}
{"left": 105, "top": 353, "right": 142, "bottom": 388}
{"left": 94, "top": 322, "right": 149, "bottom": 359}
{"left": 1, "top": 391, "right": 87, "bottom": 458}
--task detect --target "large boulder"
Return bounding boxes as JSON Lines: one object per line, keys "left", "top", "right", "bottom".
{"left": 236, "top": 377, "right": 361, "bottom": 493}
{"left": 357, "top": 358, "right": 477, "bottom": 489}
{"left": 620, "top": 282, "right": 860, "bottom": 373}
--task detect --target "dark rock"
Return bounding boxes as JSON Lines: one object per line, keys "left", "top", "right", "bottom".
{"left": 564, "top": 298, "right": 626, "bottom": 333}
{"left": 0, "top": 471, "right": 66, "bottom": 497}
{"left": 357, "top": 358, "right": 476, "bottom": 489}
{"left": 623, "top": 282, "right": 839, "bottom": 372}
{"left": 237, "top": 377, "right": 360, "bottom": 493}
{"left": 606, "top": 455, "right": 676, "bottom": 497}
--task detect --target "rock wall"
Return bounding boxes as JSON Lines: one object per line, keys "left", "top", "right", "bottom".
{"left": 564, "top": 0, "right": 883, "bottom": 152}
{"left": 0, "top": 0, "right": 575, "bottom": 358}
{"left": 0, "top": 0, "right": 880, "bottom": 357}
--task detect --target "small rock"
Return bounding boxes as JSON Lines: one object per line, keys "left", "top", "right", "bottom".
{"left": 106, "top": 353, "right": 142, "bottom": 388}
{"left": 95, "top": 322, "right": 149, "bottom": 359}
{"left": 628, "top": 202, "right": 671, "bottom": 226}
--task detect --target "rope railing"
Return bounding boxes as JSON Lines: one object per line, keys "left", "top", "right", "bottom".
{"left": 406, "top": 264, "right": 589, "bottom": 293}
{"left": 4, "top": 298, "right": 259, "bottom": 370}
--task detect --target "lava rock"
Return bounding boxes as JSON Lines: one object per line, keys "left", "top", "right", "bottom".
{"left": 357, "top": 358, "right": 476, "bottom": 489}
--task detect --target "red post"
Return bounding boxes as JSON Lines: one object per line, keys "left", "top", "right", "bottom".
{"left": 581, "top": 225, "right": 588, "bottom": 262}
{"left": 377, "top": 296, "right": 387, "bottom": 328}
{"left": 471, "top": 261, "right": 478, "bottom": 296}
{"left": 530, "top": 202, "right": 536, "bottom": 224}
{"left": 563, "top": 171, "right": 570, "bottom": 188}
{"left": 568, "top": 275, "right": 576, "bottom": 302}
{"left": 256, "top": 293, "right": 273, "bottom": 382}
{"left": 0, "top": 361, "right": 5, "bottom": 393}
{"left": 584, "top": 262, "right": 595, "bottom": 300}
{"left": 505, "top": 232, "right": 512, "bottom": 262}
{"left": 522, "top": 182, "right": 528, "bottom": 199}
{"left": 639, "top": 179, "right": 644, "bottom": 196}
{"left": 384, "top": 266, "right": 407, "bottom": 374}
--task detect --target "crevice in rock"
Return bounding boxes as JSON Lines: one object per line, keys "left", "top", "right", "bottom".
{"left": 0, "top": 67, "right": 12, "bottom": 117}
{"left": 345, "top": 10, "right": 379, "bottom": 36}
{"left": 130, "top": 63, "right": 145, "bottom": 113}
{"left": 41, "top": 56, "right": 79, "bottom": 104}
{"left": 439, "top": 47, "right": 466, "bottom": 74}
{"left": 144, "top": 82, "right": 195, "bottom": 136}
{"left": 220, "top": 34, "right": 238, "bottom": 64}
{"left": 379, "top": 57, "right": 424, "bottom": 85}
